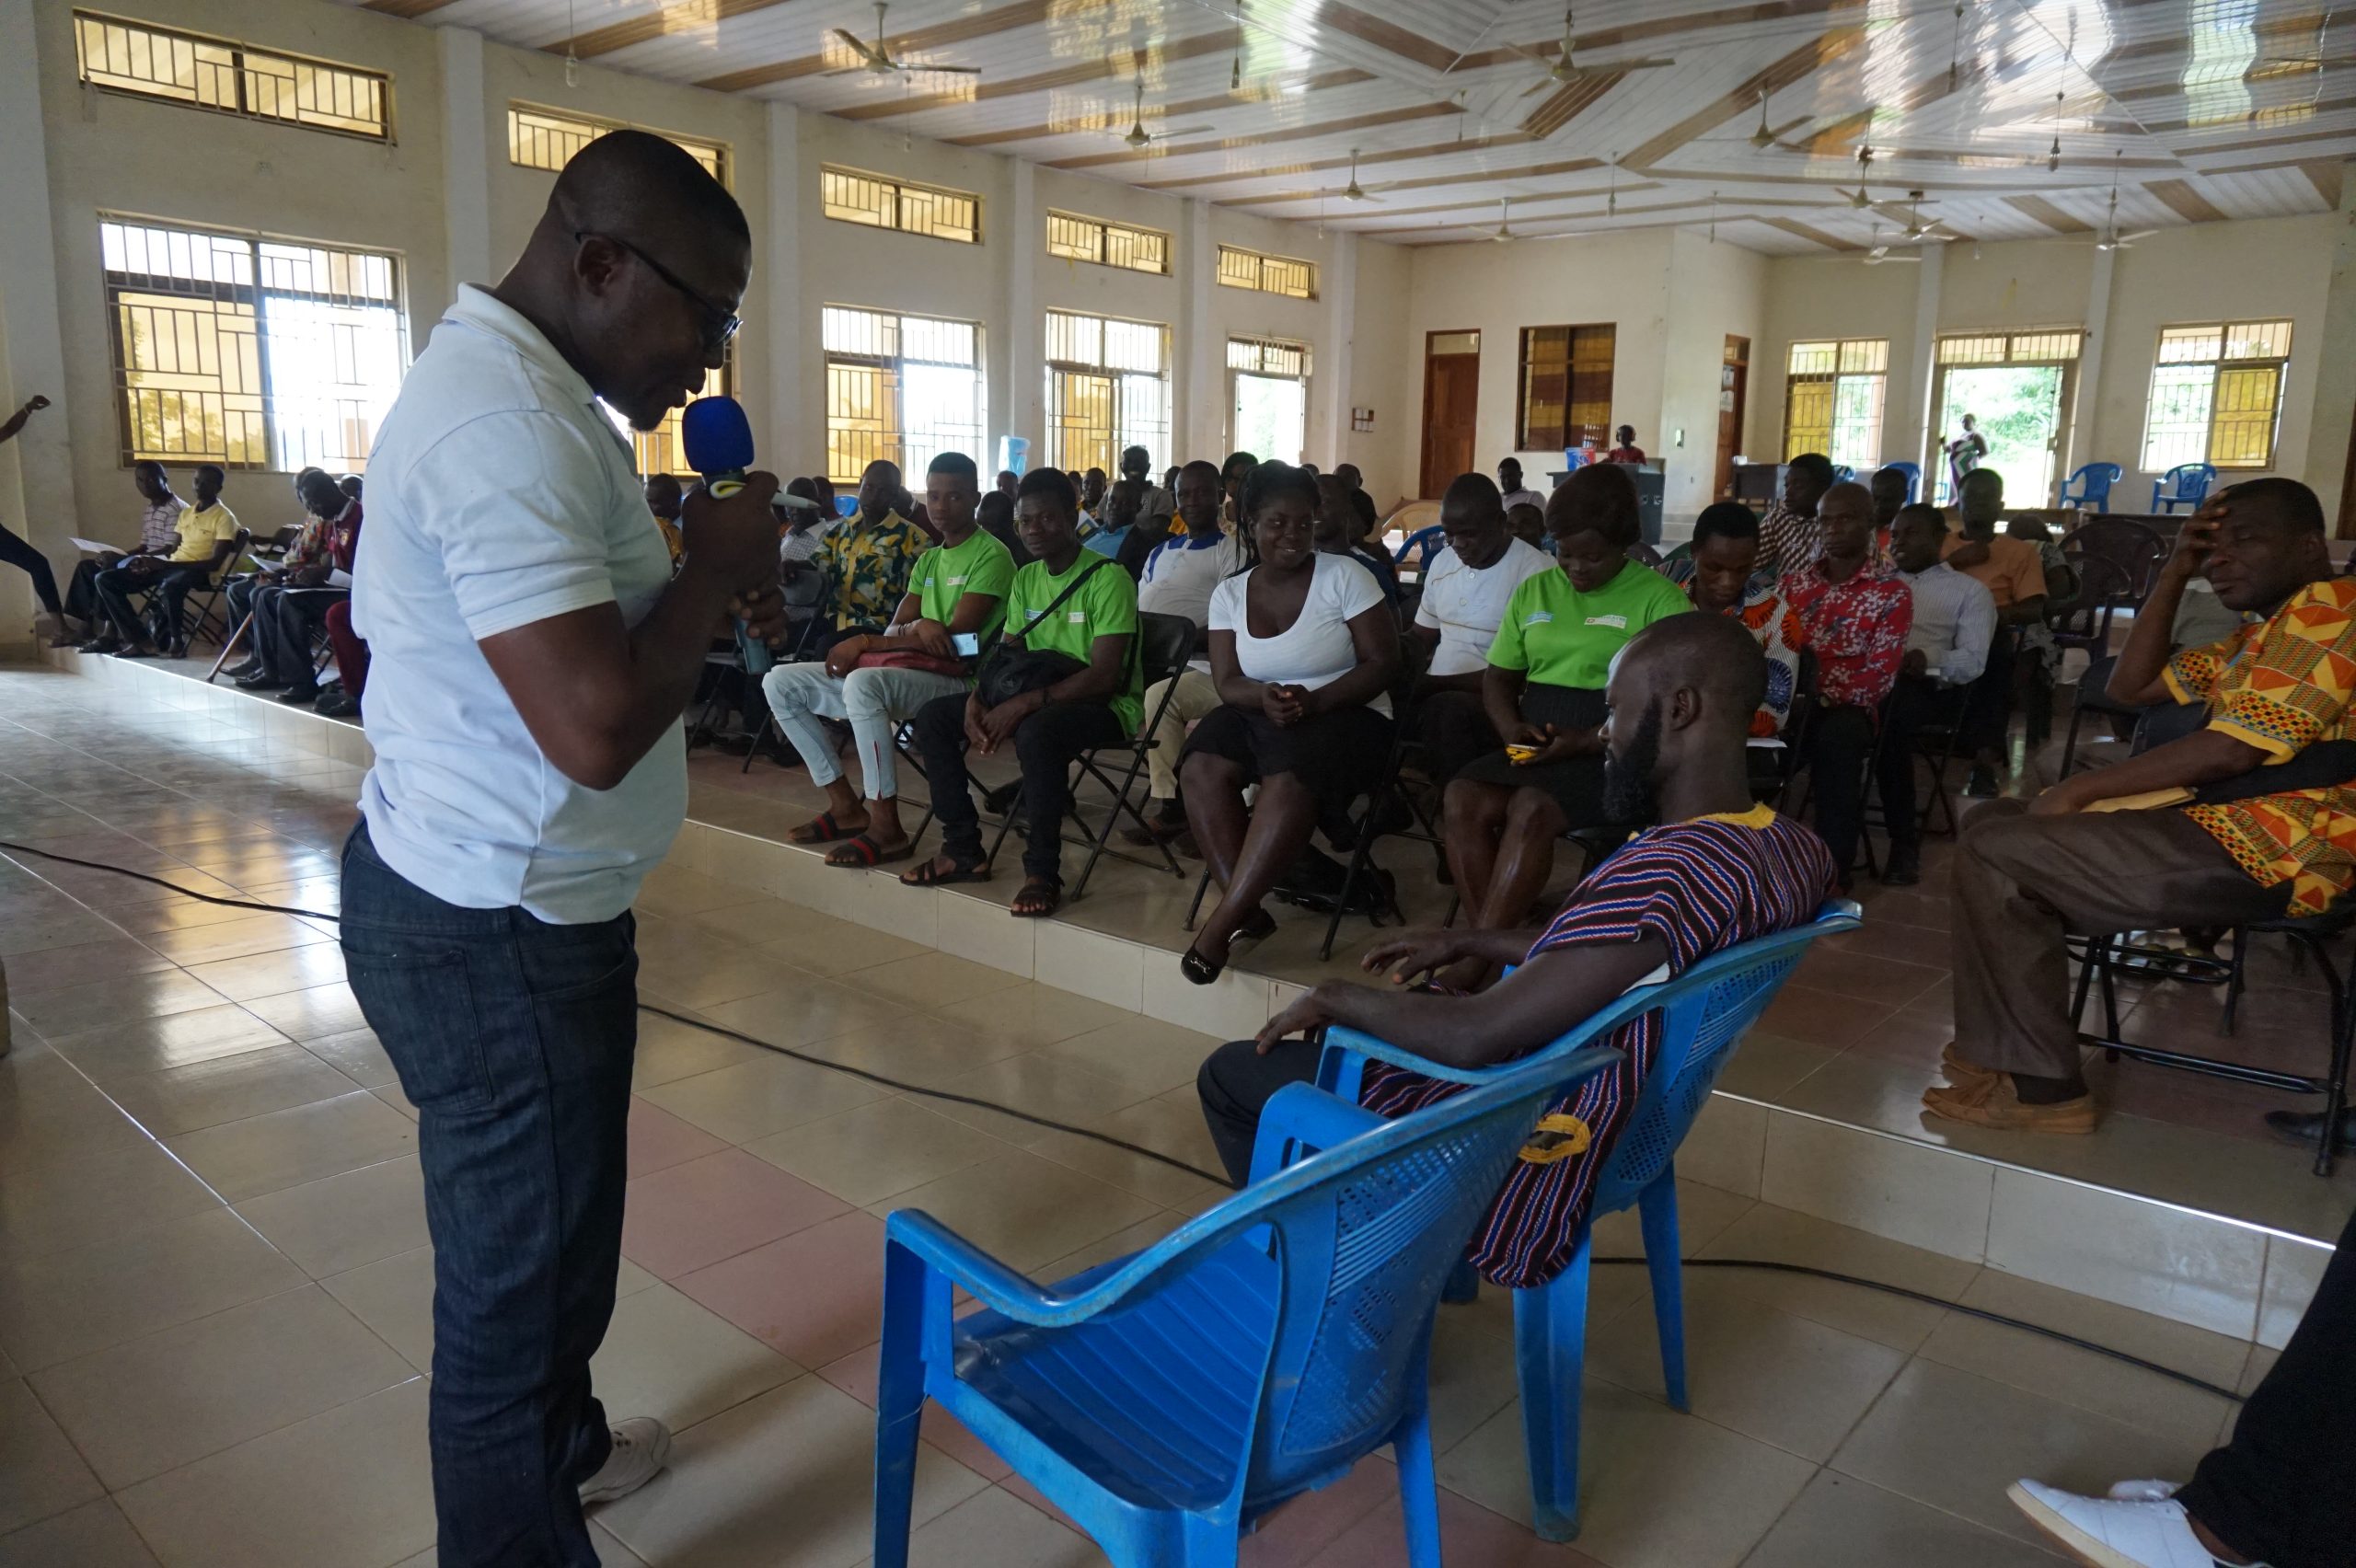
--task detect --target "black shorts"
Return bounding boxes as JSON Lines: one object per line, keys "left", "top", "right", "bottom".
{"left": 1181, "top": 701, "right": 1395, "bottom": 810}
{"left": 1453, "top": 682, "right": 1609, "bottom": 824}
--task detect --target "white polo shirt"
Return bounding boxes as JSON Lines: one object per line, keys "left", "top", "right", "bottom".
{"left": 352, "top": 285, "right": 684, "bottom": 923}
{"left": 1414, "top": 536, "right": 1555, "bottom": 676}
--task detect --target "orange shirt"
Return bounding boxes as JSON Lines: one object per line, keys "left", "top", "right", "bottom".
{"left": 1940, "top": 531, "right": 2046, "bottom": 609}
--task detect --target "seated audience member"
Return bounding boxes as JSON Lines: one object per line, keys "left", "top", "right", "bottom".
{"left": 898, "top": 484, "right": 939, "bottom": 544}
{"left": 995, "top": 468, "right": 1020, "bottom": 500}
{"left": 1130, "top": 462, "right": 1249, "bottom": 842}
{"left": 1605, "top": 425, "right": 1646, "bottom": 465}
{"left": 1878, "top": 503, "right": 1996, "bottom": 885}
{"left": 1080, "top": 467, "right": 1109, "bottom": 525}
{"left": 317, "top": 599, "right": 369, "bottom": 719}
{"left": 239, "top": 469, "right": 362, "bottom": 705}
{"left": 1312, "top": 477, "right": 1403, "bottom": 612}
{"left": 1496, "top": 456, "right": 1546, "bottom": 514}
{"left": 338, "top": 474, "right": 362, "bottom": 503}
{"left": 1333, "top": 462, "right": 1381, "bottom": 543}
{"left": 1506, "top": 502, "right": 1548, "bottom": 552}
{"left": 765, "top": 452, "right": 1011, "bottom": 869}
{"left": 1082, "top": 476, "right": 1145, "bottom": 564}
{"left": 1756, "top": 452, "right": 1836, "bottom": 581}
{"left": 1196, "top": 614, "right": 1840, "bottom": 1268}
{"left": 1407, "top": 474, "right": 1555, "bottom": 785}
{"left": 74, "top": 463, "right": 185, "bottom": 651}
{"left": 799, "top": 459, "right": 929, "bottom": 647}
{"left": 218, "top": 470, "right": 328, "bottom": 679}
{"left": 1440, "top": 464, "right": 1692, "bottom": 986}
{"left": 777, "top": 478, "right": 837, "bottom": 649}
{"left": 811, "top": 474, "right": 838, "bottom": 515}
{"left": 1932, "top": 479, "right": 2356, "bottom": 1136}
{"left": 975, "top": 489, "right": 1029, "bottom": 569}
{"left": 644, "top": 473, "right": 686, "bottom": 565}
{"left": 1221, "top": 450, "right": 1259, "bottom": 526}
{"left": 1178, "top": 462, "right": 1400, "bottom": 983}
{"left": 1683, "top": 503, "right": 1805, "bottom": 783}
{"left": 1944, "top": 468, "right": 2047, "bottom": 793}
{"left": 904, "top": 468, "right": 1142, "bottom": 918}
{"left": 1869, "top": 464, "right": 1911, "bottom": 569}
{"left": 1782, "top": 480, "right": 1911, "bottom": 886}
{"left": 110, "top": 464, "right": 243, "bottom": 658}
{"left": 1120, "top": 444, "right": 1174, "bottom": 526}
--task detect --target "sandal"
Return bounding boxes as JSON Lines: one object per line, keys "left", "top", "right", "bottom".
{"left": 1230, "top": 908, "right": 1276, "bottom": 947}
{"left": 825, "top": 834, "right": 912, "bottom": 870}
{"left": 791, "top": 811, "right": 862, "bottom": 846}
{"left": 902, "top": 856, "right": 991, "bottom": 889}
{"left": 1010, "top": 877, "right": 1063, "bottom": 918}
{"left": 1180, "top": 945, "right": 1223, "bottom": 986}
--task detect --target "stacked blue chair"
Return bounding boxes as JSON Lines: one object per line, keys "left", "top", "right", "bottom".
{"left": 2061, "top": 462, "right": 2123, "bottom": 513}
{"left": 1881, "top": 461, "right": 1922, "bottom": 503}
{"left": 872, "top": 1044, "right": 1621, "bottom": 1567}
{"left": 1392, "top": 523, "right": 1446, "bottom": 575}
{"left": 1305, "top": 902, "right": 1860, "bottom": 1541}
{"left": 2152, "top": 463, "right": 2216, "bottom": 513}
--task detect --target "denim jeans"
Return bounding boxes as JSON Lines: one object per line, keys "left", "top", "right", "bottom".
{"left": 339, "top": 822, "right": 638, "bottom": 1568}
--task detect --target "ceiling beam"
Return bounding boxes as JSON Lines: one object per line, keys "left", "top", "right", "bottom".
{"left": 2302, "top": 158, "right": 2346, "bottom": 207}
{"left": 831, "top": 30, "right": 1232, "bottom": 121}
{"left": 942, "top": 69, "right": 1375, "bottom": 148}
{"left": 362, "top": 0, "right": 460, "bottom": 15}
{"left": 1047, "top": 100, "right": 1462, "bottom": 172}
{"left": 553, "top": 0, "right": 795, "bottom": 62}
{"left": 2005, "top": 194, "right": 2094, "bottom": 234}
{"left": 1316, "top": 3, "right": 1455, "bottom": 74}
{"left": 1616, "top": 24, "right": 1871, "bottom": 173}
{"left": 694, "top": 0, "right": 1075, "bottom": 93}
{"left": 1758, "top": 215, "right": 1853, "bottom": 250}
{"left": 2144, "top": 178, "right": 2229, "bottom": 224}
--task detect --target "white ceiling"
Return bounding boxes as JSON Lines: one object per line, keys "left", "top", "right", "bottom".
{"left": 350, "top": 0, "right": 2356, "bottom": 252}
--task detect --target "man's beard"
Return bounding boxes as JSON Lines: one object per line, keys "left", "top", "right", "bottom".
{"left": 1600, "top": 698, "right": 1664, "bottom": 825}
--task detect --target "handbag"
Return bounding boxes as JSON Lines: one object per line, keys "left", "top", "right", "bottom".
{"left": 975, "top": 559, "right": 1114, "bottom": 709}
{"left": 850, "top": 643, "right": 969, "bottom": 679}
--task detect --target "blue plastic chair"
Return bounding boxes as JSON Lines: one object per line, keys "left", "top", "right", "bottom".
{"left": 1392, "top": 523, "right": 1445, "bottom": 574}
{"left": 1880, "top": 460, "right": 1922, "bottom": 503}
{"left": 1831, "top": 464, "right": 1854, "bottom": 484}
{"left": 872, "top": 1046, "right": 1622, "bottom": 1568}
{"left": 2152, "top": 463, "right": 2216, "bottom": 513}
{"left": 2061, "top": 462, "right": 2123, "bottom": 513}
{"left": 1305, "top": 902, "right": 1860, "bottom": 1541}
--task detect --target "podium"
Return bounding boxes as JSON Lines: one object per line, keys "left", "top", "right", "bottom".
{"left": 1550, "top": 464, "right": 1666, "bottom": 545}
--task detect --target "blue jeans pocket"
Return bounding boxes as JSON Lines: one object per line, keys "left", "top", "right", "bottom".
{"left": 343, "top": 942, "right": 491, "bottom": 1113}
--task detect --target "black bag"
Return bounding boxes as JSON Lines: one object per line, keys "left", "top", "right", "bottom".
{"left": 974, "top": 558, "right": 1114, "bottom": 709}
{"left": 2194, "top": 740, "right": 2356, "bottom": 807}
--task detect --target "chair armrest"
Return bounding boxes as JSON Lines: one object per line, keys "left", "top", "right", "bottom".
{"left": 1247, "top": 1080, "right": 1386, "bottom": 1186}
{"left": 884, "top": 1209, "right": 1065, "bottom": 1322}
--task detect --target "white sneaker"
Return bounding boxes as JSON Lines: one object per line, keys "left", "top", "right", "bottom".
{"left": 2108, "top": 1481, "right": 2184, "bottom": 1504}
{"left": 578, "top": 1416, "right": 672, "bottom": 1505}
{"left": 2008, "top": 1480, "right": 2266, "bottom": 1567}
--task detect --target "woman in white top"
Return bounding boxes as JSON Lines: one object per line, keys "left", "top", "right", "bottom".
{"left": 1179, "top": 462, "right": 1399, "bottom": 983}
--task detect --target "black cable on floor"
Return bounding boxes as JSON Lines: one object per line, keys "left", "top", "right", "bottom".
{"left": 0, "top": 836, "right": 2257, "bottom": 1403}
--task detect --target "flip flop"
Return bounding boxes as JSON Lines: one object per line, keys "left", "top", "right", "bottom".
{"left": 825, "top": 834, "right": 913, "bottom": 870}
{"left": 903, "top": 857, "right": 991, "bottom": 888}
{"left": 791, "top": 811, "right": 861, "bottom": 846}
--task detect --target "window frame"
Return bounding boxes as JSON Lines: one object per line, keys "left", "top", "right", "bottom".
{"left": 507, "top": 103, "right": 728, "bottom": 185}
{"left": 1215, "top": 244, "right": 1317, "bottom": 300}
{"left": 821, "top": 305, "right": 989, "bottom": 489}
{"left": 820, "top": 165, "right": 982, "bottom": 246}
{"left": 1515, "top": 323, "right": 1616, "bottom": 452}
{"left": 1042, "top": 308, "right": 1172, "bottom": 478}
{"left": 73, "top": 9, "right": 394, "bottom": 144}
{"left": 1045, "top": 210, "right": 1170, "bottom": 276}
{"left": 1782, "top": 337, "right": 1888, "bottom": 469}
{"left": 2140, "top": 319, "right": 2293, "bottom": 472}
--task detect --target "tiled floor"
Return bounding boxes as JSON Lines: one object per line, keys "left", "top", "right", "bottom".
{"left": 0, "top": 661, "right": 2281, "bottom": 1566}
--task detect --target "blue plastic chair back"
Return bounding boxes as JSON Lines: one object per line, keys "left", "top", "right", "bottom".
{"left": 1881, "top": 461, "right": 1921, "bottom": 503}
{"left": 2153, "top": 463, "right": 2216, "bottom": 513}
{"left": 1831, "top": 464, "right": 1854, "bottom": 484}
{"left": 1392, "top": 524, "right": 1444, "bottom": 572}
{"left": 2062, "top": 462, "right": 2122, "bottom": 511}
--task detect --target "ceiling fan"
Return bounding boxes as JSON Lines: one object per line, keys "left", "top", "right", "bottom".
{"left": 1100, "top": 74, "right": 1212, "bottom": 148}
{"left": 1488, "top": 198, "right": 1513, "bottom": 243}
{"left": 2093, "top": 162, "right": 2155, "bottom": 252}
{"left": 1845, "top": 146, "right": 1877, "bottom": 208}
{"left": 1862, "top": 225, "right": 1922, "bottom": 265}
{"left": 1502, "top": 6, "right": 1675, "bottom": 96}
{"left": 1744, "top": 88, "right": 1817, "bottom": 150}
{"left": 826, "top": 3, "right": 979, "bottom": 84}
{"left": 1334, "top": 147, "right": 1382, "bottom": 204}
{"left": 1886, "top": 190, "right": 1951, "bottom": 242}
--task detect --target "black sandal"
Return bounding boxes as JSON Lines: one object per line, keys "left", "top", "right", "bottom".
{"left": 791, "top": 810, "right": 861, "bottom": 846}
{"left": 1180, "top": 946, "right": 1223, "bottom": 986}
{"left": 902, "top": 856, "right": 991, "bottom": 888}
{"left": 1230, "top": 908, "right": 1276, "bottom": 947}
{"left": 1010, "top": 877, "right": 1062, "bottom": 918}
{"left": 824, "top": 834, "right": 912, "bottom": 870}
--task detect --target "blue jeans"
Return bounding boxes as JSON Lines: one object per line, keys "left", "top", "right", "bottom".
{"left": 339, "top": 823, "right": 638, "bottom": 1568}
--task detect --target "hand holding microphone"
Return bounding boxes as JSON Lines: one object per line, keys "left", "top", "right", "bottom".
{"left": 680, "top": 396, "right": 787, "bottom": 669}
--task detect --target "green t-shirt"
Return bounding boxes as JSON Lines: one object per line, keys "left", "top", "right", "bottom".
{"left": 1003, "top": 555, "right": 1143, "bottom": 732}
{"left": 912, "top": 527, "right": 1015, "bottom": 636}
{"left": 1487, "top": 559, "right": 1692, "bottom": 688}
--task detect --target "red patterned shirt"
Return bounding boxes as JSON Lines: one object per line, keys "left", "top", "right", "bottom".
{"left": 1780, "top": 560, "right": 1911, "bottom": 712}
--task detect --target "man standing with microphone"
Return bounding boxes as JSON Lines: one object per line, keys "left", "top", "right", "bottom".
{"left": 341, "top": 131, "right": 784, "bottom": 1566}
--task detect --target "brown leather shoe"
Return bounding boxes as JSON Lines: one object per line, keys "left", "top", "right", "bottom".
{"left": 1941, "top": 1043, "right": 2000, "bottom": 1088}
{"left": 1923, "top": 1074, "right": 2099, "bottom": 1134}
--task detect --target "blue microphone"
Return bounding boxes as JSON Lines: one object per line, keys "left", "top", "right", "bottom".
{"left": 677, "top": 395, "right": 776, "bottom": 674}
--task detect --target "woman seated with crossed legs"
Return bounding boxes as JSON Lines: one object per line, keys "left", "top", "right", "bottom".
{"left": 1178, "top": 462, "right": 1400, "bottom": 985}
{"left": 1438, "top": 462, "right": 1692, "bottom": 990}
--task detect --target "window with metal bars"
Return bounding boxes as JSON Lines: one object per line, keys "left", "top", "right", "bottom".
{"left": 99, "top": 216, "right": 407, "bottom": 473}
{"left": 614, "top": 360, "right": 731, "bottom": 482}
{"left": 1043, "top": 310, "right": 1171, "bottom": 477}
{"left": 821, "top": 306, "right": 987, "bottom": 487}
{"left": 74, "top": 11, "right": 391, "bottom": 142}
{"left": 1516, "top": 325, "right": 1616, "bottom": 451}
{"left": 508, "top": 104, "right": 726, "bottom": 183}
{"left": 820, "top": 167, "right": 980, "bottom": 244}
{"left": 2141, "top": 320, "right": 2292, "bottom": 471}
{"left": 1216, "top": 244, "right": 1316, "bottom": 299}
{"left": 1934, "top": 329, "right": 2082, "bottom": 365}
{"left": 1045, "top": 212, "right": 1169, "bottom": 276}
{"left": 1783, "top": 338, "right": 1887, "bottom": 469}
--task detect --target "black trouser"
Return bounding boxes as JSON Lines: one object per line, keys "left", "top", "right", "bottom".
{"left": 65, "top": 559, "right": 102, "bottom": 624}
{"left": 1197, "top": 1035, "right": 1322, "bottom": 1186}
{"left": 0, "top": 525, "right": 61, "bottom": 617}
{"left": 91, "top": 559, "right": 168, "bottom": 644}
{"left": 1408, "top": 686, "right": 1499, "bottom": 786}
{"left": 1802, "top": 703, "right": 1877, "bottom": 877}
{"left": 909, "top": 692, "right": 1126, "bottom": 883}
{"left": 146, "top": 563, "right": 217, "bottom": 640}
{"left": 258, "top": 587, "right": 346, "bottom": 690}
{"left": 1959, "top": 626, "right": 2017, "bottom": 758}
{"left": 2177, "top": 1201, "right": 2356, "bottom": 1568}
{"left": 1877, "top": 676, "right": 1967, "bottom": 850}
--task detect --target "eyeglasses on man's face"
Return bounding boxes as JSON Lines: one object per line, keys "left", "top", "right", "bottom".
{"left": 575, "top": 230, "right": 742, "bottom": 354}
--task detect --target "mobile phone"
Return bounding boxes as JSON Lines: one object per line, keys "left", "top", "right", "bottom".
{"left": 952, "top": 631, "right": 980, "bottom": 656}
{"left": 1505, "top": 744, "right": 1539, "bottom": 764}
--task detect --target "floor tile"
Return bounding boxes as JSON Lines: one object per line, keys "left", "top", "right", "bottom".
{"left": 920, "top": 1054, "right": 1152, "bottom": 1148}
{"left": 586, "top": 1283, "right": 801, "bottom": 1433}
{"left": 697, "top": 977, "right": 914, "bottom": 1050}
{"left": 0, "top": 1497, "right": 162, "bottom": 1567}
{"left": 638, "top": 1052, "right": 888, "bottom": 1147}
{"left": 1030, "top": 1015, "right": 1226, "bottom": 1100}
{"left": 1741, "top": 1470, "right": 2062, "bottom": 1567}
{"left": 620, "top": 1149, "right": 852, "bottom": 1279}
{"left": 7, "top": 970, "right": 227, "bottom": 1037}
{"left": 321, "top": 1247, "right": 435, "bottom": 1373}
{"left": 0, "top": 1055, "right": 158, "bottom": 1175}
{"left": 1693, "top": 1202, "right": 1981, "bottom": 1352}
{"left": 741, "top": 1096, "right": 1013, "bottom": 1207}
{"left": 43, "top": 1004, "right": 291, "bottom": 1084}
{"left": 103, "top": 1042, "right": 364, "bottom": 1136}
{"left": 625, "top": 1096, "right": 730, "bottom": 1179}
{"left": 114, "top": 1380, "right": 434, "bottom": 1568}
{"left": 1235, "top": 1458, "right": 1399, "bottom": 1567}
{"left": 163, "top": 1089, "right": 418, "bottom": 1203}
{"left": 837, "top": 950, "right": 1032, "bottom": 1012}
{"left": 925, "top": 983, "right": 1134, "bottom": 1053}
{"left": 180, "top": 942, "right": 347, "bottom": 1004}
{"left": 628, "top": 1009, "right": 772, "bottom": 1089}
{"left": 0, "top": 935, "right": 175, "bottom": 993}
{"left": 675, "top": 1210, "right": 889, "bottom": 1369}
{"left": 0, "top": 1137, "right": 222, "bottom": 1262}
{"left": 739, "top": 902, "right": 935, "bottom": 977}
{"left": 138, "top": 912, "right": 331, "bottom": 968}
{"left": 237, "top": 981, "right": 367, "bottom": 1043}
{"left": 1301, "top": 1489, "right": 1607, "bottom": 1568}
{"left": 234, "top": 1155, "right": 430, "bottom": 1278}
{"left": 299, "top": 1028, "right": 398, "bottom": 1090}
{"left": 0, "top": 1206, "right": 308, "bottom": 1371}
{"left": 898, "top": 1484, "right": 1108, "bottom": 1567}
{"left": 869, "top": 1149, "right": 1162, "bottom": 1273}
{"left": 0, "top": 1378, "right": 106, "bottom": 1536}
{"left": 28, "top": 1286, "right": 415, "bottom": 1488}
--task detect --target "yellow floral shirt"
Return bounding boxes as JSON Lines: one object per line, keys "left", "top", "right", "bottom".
{"left": 2165, "top": 577, "right": 2356, "bottom": 915}
{"left": 814, "top": 511, "right": 928, "bottom": 630}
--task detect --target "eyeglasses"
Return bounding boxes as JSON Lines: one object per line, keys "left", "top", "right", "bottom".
{"left": 574, "top": 230, "right": 742, "bottom": 353}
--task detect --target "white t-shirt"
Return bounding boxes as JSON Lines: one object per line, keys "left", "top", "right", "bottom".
{"left": 352, "top": 285, "right": 685, "bottom": 923}
{"left": 1499, "top": 485, "right": 1548, "bottom": 513}
{"left": 1207, "top": 550, "right": 1391, "bottom": 715}
{"left": 1414, "top": 537, "right": 1555, "bottom": 676}
{"left": 1138, "top": 531, "right": 1246, "bottom": 634}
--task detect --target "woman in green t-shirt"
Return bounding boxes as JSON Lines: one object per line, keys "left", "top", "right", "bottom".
{"left": 1438, "top": 463, "right": 1692, "bottom": 987}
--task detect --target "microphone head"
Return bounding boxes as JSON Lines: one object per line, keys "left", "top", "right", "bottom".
{"left": 680, "top": 396, "right": 756, "bottom": 478}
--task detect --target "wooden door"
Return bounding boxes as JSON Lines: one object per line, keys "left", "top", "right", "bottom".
{"left": 1715, "top": 335, "right": 1749, "bottom": 500}
{"left": 1419, "top": 329, "right": 1481, "bottom": 500}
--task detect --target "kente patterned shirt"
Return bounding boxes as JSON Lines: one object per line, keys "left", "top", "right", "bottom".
{"left": 1755, "top": 499, "right": 1819, "bottom": 581}
{"left": 814, "top": 510, "right": 929, "bottom": 630}
{"left": 1358, "top": 805, "right": 1838, "bottom": 1288}
{"left": 1779, "top": 561, "right": 1912, "bottom": 713}
{"left": 2165, "top": 576, "right": 2356, "bottom": 916}
{"left": 1700, "top": 581, "right": 1807, "bottom": 737}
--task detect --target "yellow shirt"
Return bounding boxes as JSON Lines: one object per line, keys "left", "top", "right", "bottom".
{"left": 166, "top": 502, "right": 239, "bottom": 565}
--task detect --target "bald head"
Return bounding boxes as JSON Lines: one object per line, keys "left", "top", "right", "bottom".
{"left": 1620, "top": 612, "right": 1767, "bottom": 733}
{"left": 1600, "top": 611, "right": 1761, "bottom": 821}
{"left": 1818, "top": 481, "right": 1875, "bottom": 561}
{"left": 550, "top": 130, "right": 746, "bottom": 247}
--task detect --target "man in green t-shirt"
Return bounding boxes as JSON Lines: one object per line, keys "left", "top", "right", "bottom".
{"left": 762, "top": 452, "right": 1012, "bottom": 868}
{"left": 905, "top": 467, "right": 1139, "bottom": 917}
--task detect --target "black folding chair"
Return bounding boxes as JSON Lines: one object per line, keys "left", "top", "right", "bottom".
{"left": 2053, "top": 555, "right": 2139, "bottom": 777}
{"left": 170, "top": 526, "right": 251, "bottom": 651}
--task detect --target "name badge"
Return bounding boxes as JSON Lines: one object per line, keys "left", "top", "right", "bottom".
{"left": 1585, "top": 614, "right": 1628, "bottom": 629}
{"left": 1523, "top": 611, "right": 1554, "bottom": 627}
{"left": 1068, "top": 610, "right": 1087, "bottom": 622}
{"left": 948, "top": 575, "right": 967, "bottom": 586}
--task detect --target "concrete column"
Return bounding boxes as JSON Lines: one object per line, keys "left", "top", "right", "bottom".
{"left": 1902, "top": 241, "right": 1944, "bottom": 474}
{"left": 1182, "top": 200, "right": 1220, "bottom": 460}
{"left": 2069, "top": 242, "right": 2118, "bottom": 502}
{"left": 2304, "top": 163, "right": 2356, "bottom": 530}
{"left": 764, "top": 101, "right": 802, "bottom": 453}
{"left": 1317, "top": 232, "right": 1356, "bottom": 467}
{"left": 0, "top": 0, "right": 77, "bottom": 645}
{"left": 999, "top": 159, "right": 1038, "bottom": 465}
{"left": 438, "top": 29, "right": 492, "bottom": 311}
